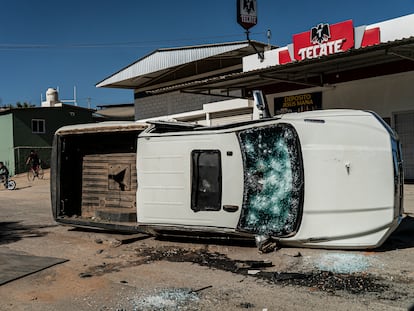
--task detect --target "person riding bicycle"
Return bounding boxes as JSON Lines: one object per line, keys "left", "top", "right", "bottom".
{"left": 26, "top": 150, "right": 40, "bottom": 176}
{"left": 0, "top": 161, "right": 9, "bottom": 188}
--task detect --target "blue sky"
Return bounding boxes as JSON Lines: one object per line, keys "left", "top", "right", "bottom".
{"left": 0, "top": 1, "right": 413, "bottom": 108}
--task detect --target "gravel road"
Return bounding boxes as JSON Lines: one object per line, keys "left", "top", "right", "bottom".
{"left": 0, "top": 171, "right": 413, "bottom": 310}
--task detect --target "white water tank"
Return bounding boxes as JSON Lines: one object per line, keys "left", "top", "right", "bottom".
{"left": 46, "top": 88, "right": 59, "bottom": 106}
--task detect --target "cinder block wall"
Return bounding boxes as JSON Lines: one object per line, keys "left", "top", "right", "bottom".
{"left": 134, "top": 91, "right": 233, "bottom": 120}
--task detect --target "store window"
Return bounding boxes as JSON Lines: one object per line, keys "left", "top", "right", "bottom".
{"left": 191, "top": 150, "right": 222, "bottom": 212}
{"left": 32, "top": 119, "right": 45, "bottom": 134}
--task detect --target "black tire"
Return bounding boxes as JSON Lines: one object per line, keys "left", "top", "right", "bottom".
{"left": 7, "top": 180, "right": 16, "bottom": 190}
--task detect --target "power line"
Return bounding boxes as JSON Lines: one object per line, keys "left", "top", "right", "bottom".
{"left": 0, "top": 32, "right": 267, "bottom": 50}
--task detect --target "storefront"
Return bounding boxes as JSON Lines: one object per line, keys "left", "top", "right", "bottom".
{"left": 241, "top": 14, "right": 414, "bottom": 179}
{"left": 164, "top": 14, "right": 414, "bottom": 179}
{"left": 98, "top": 14, "right": 414, "bottom": 179}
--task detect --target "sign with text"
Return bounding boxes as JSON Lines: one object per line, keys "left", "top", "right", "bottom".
{"left": 237, "top": 0, "right": 257, "bottom": 30}
{"left": 293, "top": 20, "right": 354, "bottom": 61}
{"left": 274, "top": 92, "right": 322, "bottom": 114}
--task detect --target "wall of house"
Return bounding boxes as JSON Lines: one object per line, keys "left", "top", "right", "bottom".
{"left": 134, "top": 91, "right": 237, "bottom": 120}
{"left": 0, "top": 114, "right": 15, "bottom": 175}
{"left": 12, "top": 106, "right": 96, "bottom": 173}
{"left": 13, "top": 107, "right": 94, "bottom": 146}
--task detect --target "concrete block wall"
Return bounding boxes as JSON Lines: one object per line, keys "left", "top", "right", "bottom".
{"left": 134, "top": 91, "right": 234, "bottom": 120}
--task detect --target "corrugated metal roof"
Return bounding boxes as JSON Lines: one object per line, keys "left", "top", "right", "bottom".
{"left": 96, "top": 41, "right": 263, "bottom": 88}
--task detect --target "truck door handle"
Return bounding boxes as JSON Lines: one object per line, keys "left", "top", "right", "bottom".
{"left": 223, "top": 205, "right": 239, "bottom": 213}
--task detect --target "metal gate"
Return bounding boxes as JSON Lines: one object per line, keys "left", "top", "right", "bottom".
{"left": 394, "top": 111, "right": 414, "bottom": 181}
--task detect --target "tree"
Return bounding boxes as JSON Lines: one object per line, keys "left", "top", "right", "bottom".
{"left": 6, "top": 102, "right": 35, "bottom": 108}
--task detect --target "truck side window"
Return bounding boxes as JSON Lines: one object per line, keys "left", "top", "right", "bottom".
{"left": 191, "top": 150, "right": 222, "bottom": 212}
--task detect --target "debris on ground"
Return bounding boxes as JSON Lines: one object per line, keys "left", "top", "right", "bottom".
{"left": 293, "top": 252, "right": 302, "bottom": 257}
{"left": 247, "top": 270, "right": 261, "bottom": 275}
{"left": 255, "top": 235, "right": 278, "bottom": 253}
{"left": 313, "top": 253, "right": 376, "bottom": 274}
{"left": 132, "top": 288, "right": 200, "bottom": 310}
{"left": 189, "top": 285, "right": 213, "bottom": 294}
{"left": 235, "top": 260, "right": 273, "bottom": 270}
{"left": 80, "top": 246, "right": 397, "bottom": 296}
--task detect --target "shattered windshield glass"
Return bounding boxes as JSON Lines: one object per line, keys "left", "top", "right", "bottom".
{"left": 237, "top": 123, "right": 303, "bottom": 237}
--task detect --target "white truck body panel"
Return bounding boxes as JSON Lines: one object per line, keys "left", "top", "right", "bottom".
{"left": 136, "top": 110, "right": 402, "bottom": 248}
{"left": 137, "top": 133, "right": 244, "bottom": 229}
{"left": 51, "top": 110, "right": 403, "bottom": 249}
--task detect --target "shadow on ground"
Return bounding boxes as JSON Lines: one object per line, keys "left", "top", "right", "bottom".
{"left": 377, "top": 216, "right": 414, "bottom": 251}
{"left": 14, "top": 185, "right": 32, "bottom": 190}
{"left": 0, "top": 221, "right": 51, "bottom": 245}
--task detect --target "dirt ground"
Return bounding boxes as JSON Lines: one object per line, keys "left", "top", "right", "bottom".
{"left": 0, "top": 171, "right": 414, "bottom": 311}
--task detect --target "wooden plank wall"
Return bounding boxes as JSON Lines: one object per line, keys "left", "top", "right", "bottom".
{"left": 81, "top": 153, "right": 137, "bottom": 218}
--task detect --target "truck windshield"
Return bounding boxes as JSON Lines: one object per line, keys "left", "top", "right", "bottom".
{"left": 237, "top": 123, "right": 303, "bottom": 237}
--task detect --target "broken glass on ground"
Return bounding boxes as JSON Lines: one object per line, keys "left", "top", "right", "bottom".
{"left": 133, "top": 246, "right": 389, "bottom": 295}
{"left": 132, "top": 288, "right": 199, "bottom": 310}
{"left": 81, "top": 246, "right": 398, "bottom": 296}
{"left": 314, "top": 253, "right": 376, "bottom": 274}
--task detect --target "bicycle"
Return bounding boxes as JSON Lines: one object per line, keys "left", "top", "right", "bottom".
{"left": 27, "top": 163, "right": 44, "bottom": 181}
{"left": 1, "top": 176, "right": 16, "bottom": 190}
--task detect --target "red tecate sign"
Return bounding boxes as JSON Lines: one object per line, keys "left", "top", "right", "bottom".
{"left": 293, "top": 20, "right": 354, "bottom": 61}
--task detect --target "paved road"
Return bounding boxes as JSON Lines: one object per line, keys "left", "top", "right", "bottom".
{"left": 0, "top": 171, "right": 414, "bottom": 310}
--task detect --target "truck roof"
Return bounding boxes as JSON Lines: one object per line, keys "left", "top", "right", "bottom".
{"left": 55, "top": 121, "right": 148, "bottom": 135}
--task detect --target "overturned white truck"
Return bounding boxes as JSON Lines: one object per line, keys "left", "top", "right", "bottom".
{"left": 51, "top": 109, "right": 403, "bottom": 249}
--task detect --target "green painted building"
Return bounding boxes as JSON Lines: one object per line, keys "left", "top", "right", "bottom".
{"left": 0, "top": 105, "right": 97, "bottom": 175}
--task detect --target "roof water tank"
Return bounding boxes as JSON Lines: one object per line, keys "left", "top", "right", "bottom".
{"left": 46, "top": 88, "right": 59, "bottom": 106}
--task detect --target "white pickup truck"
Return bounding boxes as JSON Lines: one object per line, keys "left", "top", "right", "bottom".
{"left": 51, "top": 109, "right": 403, "bottom": 249}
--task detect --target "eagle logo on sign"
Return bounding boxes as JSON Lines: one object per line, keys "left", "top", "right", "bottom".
{"left": 243, "top": 0, "right": 255, "bottom": 14}
{"left": 237, "top": 0, "right": 257, "bottom": 30}
{"left": 311, "top": 23, "right": 330, "bottom": 44}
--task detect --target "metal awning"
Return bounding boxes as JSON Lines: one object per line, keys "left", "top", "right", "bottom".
{"left": 146, "top": 37, "right": 414, "bottom": 96}
{"left": 96, "top": 41, "right": 271, "bottom": 91}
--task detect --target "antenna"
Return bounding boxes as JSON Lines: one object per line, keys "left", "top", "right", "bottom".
{"left": 58, "top": 86, "right": 78, "bottom": 106}
{"left": 74, "top": 86, "right": 77, "bottom": 106}
{"left": 245, "top": 30, "right": 264, "bottom": 61}
{"left": 267, "top": 29, "right": 272, "bottom": 48}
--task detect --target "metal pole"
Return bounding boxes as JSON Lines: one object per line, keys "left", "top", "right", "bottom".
{"left": 246, "top": 30, "right": 264, "bottom": 61}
